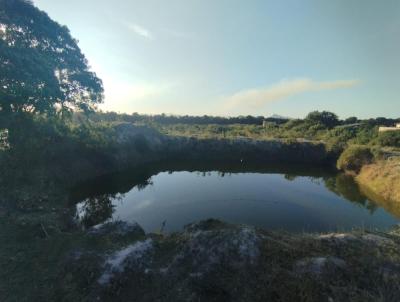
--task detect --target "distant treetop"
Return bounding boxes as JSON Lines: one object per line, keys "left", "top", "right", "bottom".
{"left": 306, "top": 111, "right": 339, "bottom": 128}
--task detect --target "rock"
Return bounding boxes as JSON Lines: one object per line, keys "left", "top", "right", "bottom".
{"left": 98, "top": 238, "right": 154, "bottom": 285}
{"left": 166, "top": 220, "right": 261, "bottom": 275}
{"left": 59, "top": 220, "right": 400, "bottom": 301}
{"left": 92, "top": 220, "right": 262, "bottom": 288}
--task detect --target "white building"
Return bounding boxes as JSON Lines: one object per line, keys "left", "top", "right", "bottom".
{"left": 378, "top": 123, "right": 400, "bottom": 132}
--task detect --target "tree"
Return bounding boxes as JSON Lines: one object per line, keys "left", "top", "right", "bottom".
{"left": 306, "top": 111, "right": 339, "bottom": 128}
{"left": 344, "top": 117, "right": 358, "bottom": 125}
{"left": 0, "top": 0, "right": 103, "bottom": 124}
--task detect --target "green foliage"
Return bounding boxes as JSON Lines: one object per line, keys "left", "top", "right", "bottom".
{"left": 90, "top": 111, "right": 287, "bottom": 126}
{"left": 4, "top": 114, "right": 120, "bottom": 169}
{"left": 343, "top": 117, "right": 358, "bottom": 124}
{"left": 151, "top": 114, "right": 398, "bottom": 151}
{"left": 6, "top": 114, "right": 66, "bottom": 153}
{"left": 0, "top": 0, "right": 103, "bottom": 121}
{"left": 324, "top": 127, "right": 356, "bottom": 152}
{"left": 375, "top": 131, "right": 400, "bottom": 147}
{"left": 351, "top": 124, "right": 378, "bottom": 145}
{"left": 337, "top": 145, "right": 374, "bottom": 173}
{"left": 305, "top": 111, "right": 339, "bottom": 129}
{"left": 84, "top": 112, "right": 400, "bottom": 152}
{"left": 70, "top": 121, "right": 117, "bottom": 150}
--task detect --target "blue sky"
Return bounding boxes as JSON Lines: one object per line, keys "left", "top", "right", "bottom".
{"left": 34, "top": 0, "right": 399, "bottom": 118}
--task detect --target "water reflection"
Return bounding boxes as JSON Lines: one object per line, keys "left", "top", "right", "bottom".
{"left": 324, "top": 174, "right": 378, "bottom": 213}
{"left": 76, "top": 194, "right": 121, "bottom": 228}
{"left": 71, "top": 160, "right": 399, "bottom": 231}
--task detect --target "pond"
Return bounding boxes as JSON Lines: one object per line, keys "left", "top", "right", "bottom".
{"left": 71, "top": 161, "right": 399, "bottom": 233}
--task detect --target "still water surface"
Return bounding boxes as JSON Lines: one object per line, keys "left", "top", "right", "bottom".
{"left": 72, "top": 161, "right": 399, "bottom": 233}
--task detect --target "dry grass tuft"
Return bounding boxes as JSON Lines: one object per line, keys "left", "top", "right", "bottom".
{"left": 357, "top": 158, "right": 400, "bottom": 203}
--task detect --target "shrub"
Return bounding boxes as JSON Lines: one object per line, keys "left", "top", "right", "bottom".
{"left": 283, "top": 119, "right": 304, "bottom": 129}
{"left": 375, "top": 131, "right": 400, "bottom": 147}
{"left": 352, "top": 124, "right": 378, "bottom": 145}
{"left": 324, "top": 127, "right": 357, "bottom": 152}
{"left": 337, "top": 145, "right": 374, "bottom": 173}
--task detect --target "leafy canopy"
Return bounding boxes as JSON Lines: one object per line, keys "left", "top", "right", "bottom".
{"left": 0, "top": 0, "right": 103, "bottom": 117}
{"left": 306, "top": 111, "right": 339, "bottom": 129}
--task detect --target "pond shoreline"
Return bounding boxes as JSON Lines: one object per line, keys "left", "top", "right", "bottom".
{"left": 1, "top": 126, "right": 398, "bottom": 301}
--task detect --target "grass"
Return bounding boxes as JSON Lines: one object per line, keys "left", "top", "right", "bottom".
{"left": 357, "top": 157, "right": 400, "bottom": 203}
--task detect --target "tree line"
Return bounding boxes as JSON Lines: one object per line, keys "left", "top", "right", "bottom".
{"left": 88, "top": 111, "right": 399, "bottom": 128}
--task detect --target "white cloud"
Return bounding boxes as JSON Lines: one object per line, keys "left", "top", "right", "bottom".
{"left": 127, "top": 23, "right": 153, "bottom": 40}
{"left": 224, "top": 78, "right": 360, "bottom": 110}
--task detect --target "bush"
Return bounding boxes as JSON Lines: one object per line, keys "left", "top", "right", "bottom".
{"left": 351, "top": 124, "right": 377, "bottom": 145}
{"left": 324, "top": 127, "right": 357, "bottom": 152}
{"left": 375, "top": 131, "right": 400, "bottom": 147}
{"left": 283, "top": 119, "right": 304, "bottom": 129}
{"left": 337, "top": 145, "right": 374, "bottom": 173}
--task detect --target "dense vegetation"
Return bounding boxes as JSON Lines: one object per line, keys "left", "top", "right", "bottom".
{"left": 84, "top": 110, "right": 400, "bottom": 150}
